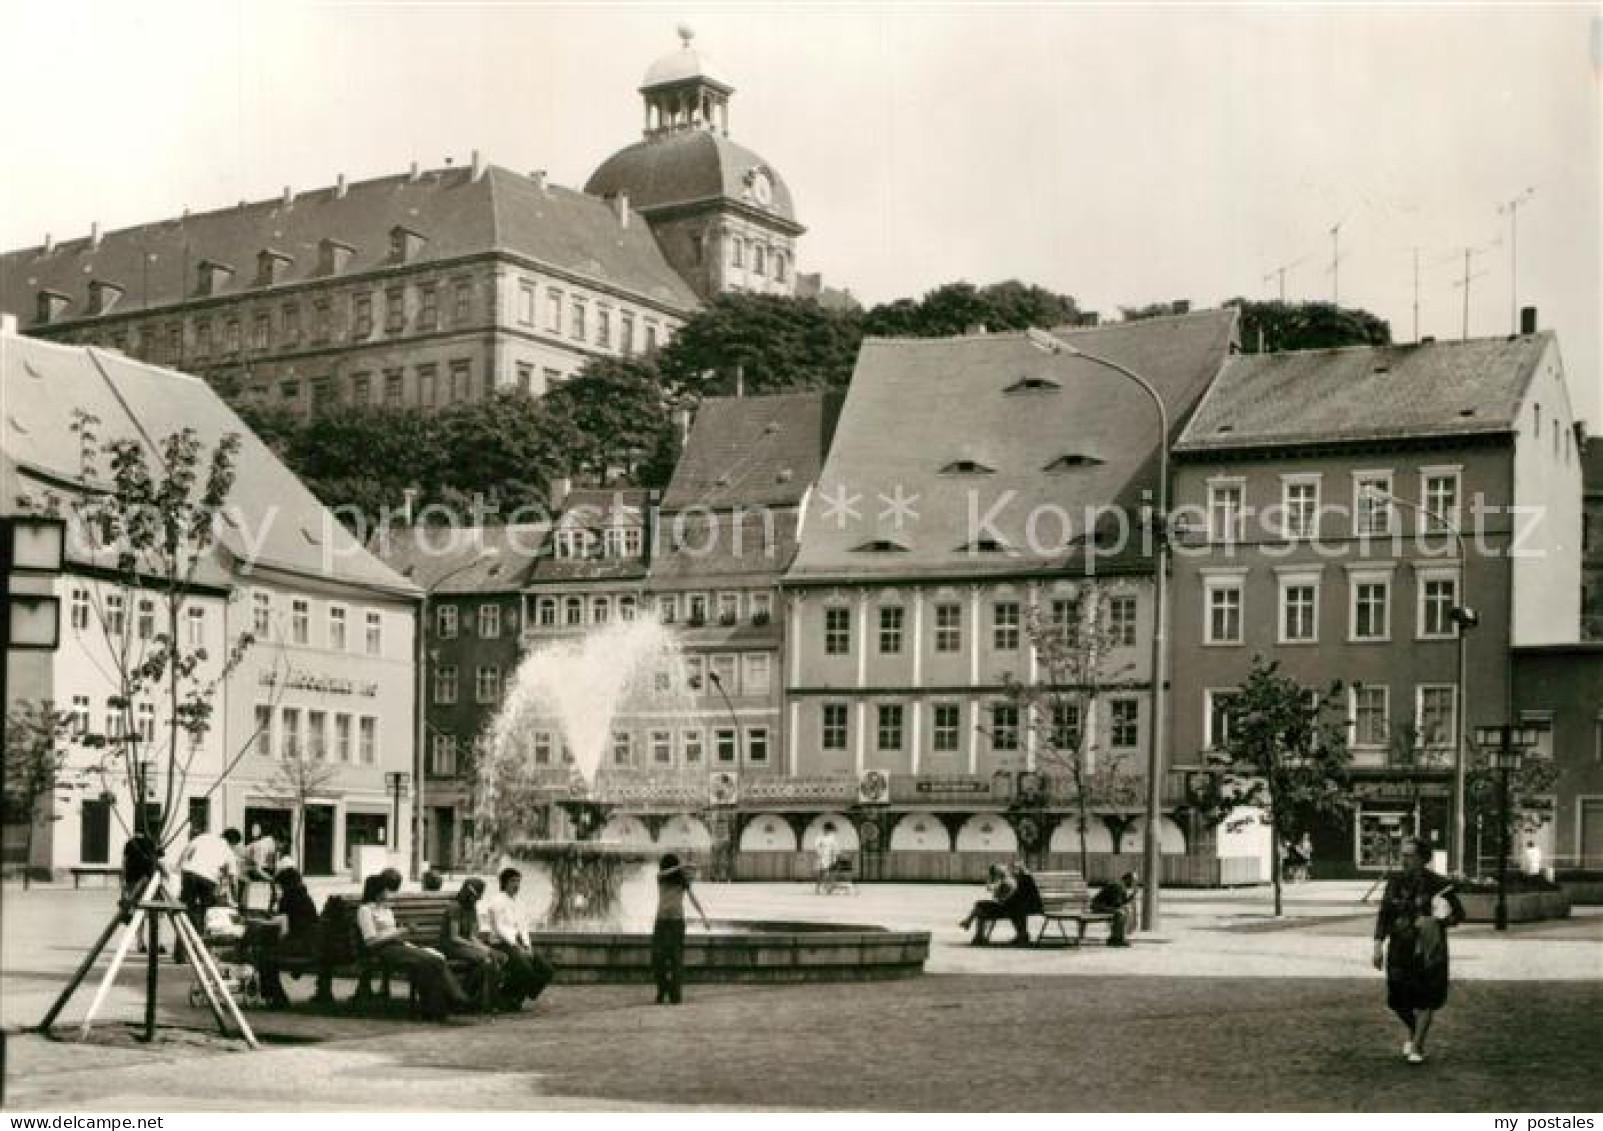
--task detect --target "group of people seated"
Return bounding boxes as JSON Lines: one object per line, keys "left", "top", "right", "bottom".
{"left": 958, "top": 863, "right": 1140, "bottom": 947}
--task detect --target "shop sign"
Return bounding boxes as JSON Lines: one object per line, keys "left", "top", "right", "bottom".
{"left": 913, "top": 779, "right": 990, "bottom": 796}
{"left": 1354, "top": 779, "right": 1450, "bottom": 801}
{"left": 259, "top": 667, "right": 379, "bottom": 697}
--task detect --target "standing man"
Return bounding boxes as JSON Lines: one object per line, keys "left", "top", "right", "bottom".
{"left": 176, "top": 827, "right": 241, "bottom": 963}
{"left": 814, "top": 824, "right": 839, "bottom": 893}
{"left": 481, "top": 867, "right": 554, "bottom": 1009}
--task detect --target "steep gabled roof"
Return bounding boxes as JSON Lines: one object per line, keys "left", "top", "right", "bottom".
{"left": 0, "top": 165, "right": 699, "bottom": 327}
{"left": 661, "top": 391, "right": 842, "bottom": 511}
{"left": 1175, "top": 333, "right": 1553, "bottom": 455}
{"left": 648, "top": 509, "right": 801, "bottom": 589}
{"left": 786, "top": 309, "right": 1239, "bottom": 582}
{"left": 1, "top": 333, "right": 417, "bottom": 597}
{"left": 372, "top": 522, "right": 548, "bottom": 595}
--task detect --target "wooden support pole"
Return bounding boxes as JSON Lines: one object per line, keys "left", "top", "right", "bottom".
{"left": 36, "top": 907, "right": 126, "bottom": 1032}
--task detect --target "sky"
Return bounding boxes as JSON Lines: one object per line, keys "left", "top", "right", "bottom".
{"left": 2, "top": 1, "right": 1598, "bottom": 427}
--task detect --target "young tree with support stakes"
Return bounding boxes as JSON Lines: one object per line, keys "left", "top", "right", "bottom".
{"left": 1204, "top": 656, "right": 1354, "bottom": 918}
{"left": 1003, "top": 587, "right": 1141, "bottom": 881}
{"left": 2, "top": 699, "right": 73, "bottom": 889}
{"left": 262, "top": 746, "right": 341, "bottom": 867}
{"left": 22, "top": 411, "right": 281, "bottom": 1044}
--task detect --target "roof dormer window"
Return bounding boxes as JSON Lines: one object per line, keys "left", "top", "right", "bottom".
{"left": 389, "top": 226, "right": 426, "bottom": 264}
{"left": 1004, "top": 376, "right": 1061, "bottom": 394}
{"left": 35, "top": 289, "right": 70, "bottom": 325}
{"left": 958, "top": 537, "right": 1014, "bottom": 555}
{"left": 87, "top": 279, "right": 124, "bottom": 316}
{"left": 318, "top": 238, "right": 355, "bottom": 276}
{"left": 1043, "top": 453, "right": 1104, "bottom": 472}
{"left": 256, "top": 249, "right": 293, "bottom": 287}
{"left": 852, "top": 538, "right": 910, "bottom": 553}
{"left": 940, "top": 459, "right": 995, "bottom": 476}
{"left": 195, "top": 259, "right": 235, "bottom": 297}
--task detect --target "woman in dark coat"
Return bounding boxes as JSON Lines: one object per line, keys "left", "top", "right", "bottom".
{"left": 438, "top": 877, "right": 506, "bottom": 1012}
{"left": 1372, "top": 837, "right": 1466, "bottom": 1064}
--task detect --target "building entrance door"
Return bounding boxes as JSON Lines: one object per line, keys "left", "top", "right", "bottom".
{"left": 303, "top": 804, "right": 336, "bottom": 876}
{"left": 432, "top": 807, "right": 455, "bottom": 870}
{"left": 79, "top": 800, "right": 112, "bottom": 865}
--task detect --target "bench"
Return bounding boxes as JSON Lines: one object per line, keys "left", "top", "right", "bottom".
{"left": 70, "top": 865, "right": 122, "bottom": 889}
{"left": 274, "top": 893, "right": 479, "bottom": 1012}
{"left": 1033, "top": 870, "right": 1118, "bottom": 947}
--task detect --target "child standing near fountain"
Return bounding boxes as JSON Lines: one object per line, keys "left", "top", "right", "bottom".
{"left": 653, "top": 854, "right": 710, "bottom": 1005}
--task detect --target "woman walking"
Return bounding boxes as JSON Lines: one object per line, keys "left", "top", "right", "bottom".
{"left": 653, "top": 854, "right": 710, "bottom": 1005}
{"left": 1372, "top": 837, "right": 1465, "bottom": 1064}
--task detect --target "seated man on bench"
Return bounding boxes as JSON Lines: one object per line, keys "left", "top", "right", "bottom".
{"left": 959, "top": 863, "right": 1043, "bottom": 946}
{"left": 1090, "top": 871, "right": 1139, "bottom": 947}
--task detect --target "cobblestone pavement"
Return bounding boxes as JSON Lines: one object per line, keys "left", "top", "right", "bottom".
{"left": 5, "top": 881, "right": 1600, "bottom": 1111}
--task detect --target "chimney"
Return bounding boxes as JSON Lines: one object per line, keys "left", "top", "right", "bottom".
{"left": 612, "top": 192, "right": 629, "bottom": 228}
{"left": 471, "top": 149, "right": 484, "bottom": 182}
{"left": 531, "top": 170, "right": 547, "bottom": 192}
{"left": 335, "top": 173, "right": 348, "bottom": 199}
{"left": 675, "top": 407, "right": 693, "bottom": 446}
{"left": 89, "top": 221, "right": 102, "bottom": 250}
{"left": 1520, "top": 306, "right": 1538, "bottom": 335}
{"left": 1173, "top": 299, "right": 1191, "bottom": 314}
{"left": 408, "top": 161, "right": 420, "bottom": 182}
{"left": 42, "top": 233, "right": 53, "bottom": 255}
{"left": 549, "top": 476, "right": 572, "bottom": 511}
{"left": 282, "top": 185, "right": 294, "bottom": 207}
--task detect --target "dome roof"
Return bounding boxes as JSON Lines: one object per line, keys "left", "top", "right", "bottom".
{"left": 642, "top": 43, "right": 732, "bottom": 92}
{"left": 585, "top": 131, "right": 799, "bottom": 227}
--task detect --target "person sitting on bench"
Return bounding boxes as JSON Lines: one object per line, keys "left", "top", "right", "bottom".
{"left": 255, "top": 865, "right": 320, "bottom": 1008}
{"left": 439, "top": 877, "right": 507, "bottom": 1012}
{"left": 1091, "top": 871, "right": 1139, "bottom": 947}
{"left": 356, "top": 869, "right": 473, "bottom": 1021}
{"left": 959, "top": 863, "right": 1039, "bottom": 946}
{"left": 481, "top": 868, "right": 554, "bottom": 1009}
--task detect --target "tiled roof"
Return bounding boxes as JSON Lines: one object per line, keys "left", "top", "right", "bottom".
{"left": 526, "top": 487, "right": 652, "bottom": 585}
{"left": 372, "top": 523, "right": 548, "bottom": 595}
{"left": 1175, "top": 333, "right": 1552, "bottom": 454}
{"left": 585, "top": 131, "right": 799, "bottom": 228}
{"left": 0, "top": 165, "right": 699, "bottom": 327}
{"left": 1, "top": 333, "right": 417, "bottom": 596}
{"left": 648, "top": 510, "right": 801, "bottom": 587}
{"left": 660, "top": 392, "right": 841, "bottom": 511}
{"left": 786, "top": 309, "right": 1239, "bottom": 582}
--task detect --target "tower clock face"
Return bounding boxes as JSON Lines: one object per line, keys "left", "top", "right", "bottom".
{"left": 750, "top": 169, "right": 773, "bottom": 205}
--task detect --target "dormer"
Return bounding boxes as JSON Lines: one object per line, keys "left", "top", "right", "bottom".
{"left": 940, "top": 459, "right": 995, "bottom": 476}
{"left": 87, "top": 279, "right": 124, "bottom": 316}
{"left": 35, "top": 289, "right": 71, "bottom": 325}
{"left": 388, "top": 226, "right": 427, "bottom": 264}
{"left": 1003, "top": 375, "right": 1061, "bottom": 394}
{"left": 1043, "top": 453, "right": 1104, "bottom": 473}
{"left": 195, "top": 259, "right": 235, "bottom": 297}
{"left": 852, "top": 538, "right": 910, "bottom": 553}
{"left": 256, "top": 248, "right": 293, "bottom": 287}
{"left": 317, "top": 238, "right": 356, "bottom": 275}
{"left": 958, "top": 536, "right": 1014, "bottom": 555}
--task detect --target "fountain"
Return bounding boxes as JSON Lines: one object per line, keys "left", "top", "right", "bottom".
{"left": 473, "top": 613, "right": 930, "bottom": 983}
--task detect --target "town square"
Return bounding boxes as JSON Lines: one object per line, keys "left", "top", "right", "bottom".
{"left": 2, "top": 1, "right": 1600, "bottom": 1117}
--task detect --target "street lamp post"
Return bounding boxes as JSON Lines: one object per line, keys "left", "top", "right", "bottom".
{"left": 1362, "top": 487, "right": 1478, "bottom": 874}
{"left": 1027, "top": 328, "right": 1169, "bottom": 931}
{"left": 1474, "top": 723, "right": 1540, "bottom": 931}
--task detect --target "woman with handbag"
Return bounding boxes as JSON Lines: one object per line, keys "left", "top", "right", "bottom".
{"left": 1372, "top": 837, "right": 1466, "bottom": 1064}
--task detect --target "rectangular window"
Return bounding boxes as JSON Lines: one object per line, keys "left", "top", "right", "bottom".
{"left": 516, "top": 362, "right": 534, "bottom": 394}
{"left": 1110, "top": 699, "right": 1140, "bottom": 748}
{"left": 620, "top": 311, "right": 635, "bottom": 355}
{"left": 437, "top": 604, "right": 459, "bottom": 639}
{"left": 879, "top": 606, "right": 904, "bottom": 654}
{"left": 592, "top": 597, "right": 611, "bottom": 624}
{"left": 353, "top": 293, "right": 373, "bottom": 337}
{"left": 280, "top": 305, "right": 300, "bottom": 347}
{"left": 993, "top": 601, "right": 1021, "bottom": 650}
{"left": 742, "top": 727, "right": 768, "bottom": 765}
{"left": 136, "top": 702, "right": 155, "bottom": 743}
{"left": 1108, "top": 596, "right": 1138, "bottom": 647}
{"left": 1052, "top": 702, "right": 1081, "bottom": 752}
{"left": 478, "top": 604, "right": 501, "bottom": 639}
{"left": 384, "top": 369, "right": 404, "bottom": 406}
{"left": 991, "top": 704, "right": 1020, "bottom": 751}
{"left": 195, "top": 319, "right": 213, "bottom": 358}
{"left": 252, "top": 313, "right": 271, "bottom": 350}
{"left": 417, "top": 364, "right": 438, "bottom": 409}
{"left": 546, "top": 288, "right": 563, "bottom": 333}
{"left": 824, "top": 607, "right": 851, "bottom": 655}
{"left": 651, "top": 730, "right": 673, "bottom": 766}
{"left": 682, "top": 729, "right": 703, "bottom": 765}
{"left": 1206, "top": 584, "right": 1243, "bottom": 644}
{"left": 657, "top": 595, "right": 678, "bottom": 624}
{"left": 1354, "top": 472, "right": 1394, "bottom": 536}
{"left": 517, "top": 282, "right": 536, "bottom": 326}
{"left": 359, "top": 717, "right": 376, "bottom": 765}
{"left": 70, "top": 695, "right": 91, "bottom": 736}
{"left": 1205, "top": 691, "right": 1237, "bottom": 750}
{"left": 106, "top": 593, "right": 125, "bottom": 635}
{"left": 365, "top": 611, "right": 382, "bottom": 655}
{"left": 351, "top": 373, "right": 371, "bottom": 405}
{"left": 137, "top": 598, "right": 155, "bottom": 641}
{"left": 1352, "top": 578, "right": 1391, "bottom": 641}
{"left": 431, "top": 734, "right": 457, "bottom": 777}
{"left": 565, "top": 596, "right": 585, "bottom": 626}
{"left": 570, "top": 298, "right": 587, "bottom": 340}
{"left": 1417, "top": 685, "right": 1457, "bottom": 750}
{"left": 1280, "top": 582, "right": 1318, "bottom": 643}
{"left": 1050, "top": 598, "right": 1080, "bottom": 644}
{"left": 307, "top": 710, "right": 327, "bottom": 760}
{"left": 1208, "top": 481, "right": 1244, "bottom": 542}
{"left": 328, "top": 606, "right": 347, "bottom": 651}
{"left": 476, "top": 666, "right": 501, "bottom": 705}
{"left": 224, "top": 319, "right": 241, "bottom": 356}
{"left": 684, "top": 655, "right": 704, "bottom": 691}
{"left": 710, "top": 653, "right": 737, "bottom": 693}
{"left": 877, "top": 704, "right": 904, "bottom": 750}
{"left": 596, "top": 306, "right": 611, "bottom": 348}
{"left": 449, "top": 360, "right": 471, "bottom": 403}
{"left": 385, "top": 286, "right": 406, "bottom": 334}
{"left": 335, "top": 713, "right": 352, "bottom": 763}
{"left": 453, "top": 280, "right": 472, "bottom": 325}
{"left": 435, "top": 665, "right": 458, "bottom": 705}
{"left": 934, "top": 603, "right": 961, "bottom": 653}
{"left": 932, "top": 704, "right": 961, "bottom": 752}
{"left": 1419, "top": 575, "right": 1459, "bottom": 639}
{"left": 281, "top": 708, "right": 301, "bottom": 760}
{"left": 717, "top": 591, "right": 740, "bottom": 624}
{"left": 71, "top": 587, "right": 90, "bottom": 630}
{"left": 750, "top": 592, "right": 772, "bottom": 622}
{"left": 419, "top": 285, "right": 439, "bottom": 331}
{"left": 1423, "top": 470, "right": 1461, "bottom": 530}
{"left": 714, "top": 729, "right": 738, "bottom": 764}
{"left": 533, "top": 732, "right": 554, "bottom": 766}
{"left": 254, "top": 705, "right": 273, "bottom": 758}
{"left": 1282, "top": 477, "right": 1320, "bottom": 539}
{"left": 1352, "top": 686, "right": 1389, "bottom": 747}
{"left": 822, "top": 704, "right": 849, "bottom": 750}
{"left": 186, "top": 605, "right": 206, "bottom": 647}
{"left": 743, "top": 653, "right": 771, "bottom": 695}
{"left": 291, "top": 598, "right": 310, "bottom": 645}
{"left": 645, "top": 322, "right": 659, "bottom": 351}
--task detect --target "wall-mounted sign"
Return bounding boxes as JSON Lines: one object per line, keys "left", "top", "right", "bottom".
{"left": 914, "top": 779, "right": 990, "bottom": 796}
{"left": 259, "top": 667, "right": 379, "bottom": 697}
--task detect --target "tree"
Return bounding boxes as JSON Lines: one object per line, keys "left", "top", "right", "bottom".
{"left": 656, "top": 293, "right": 865, "bottom": 398}
{"left": 1222, "top": 299, "right": 1391, "bottom": 354}
{"left": 3, "top": 700, "right": 72, "bottom": 888}
{"left": 285, "top": 405, "right": 449, "bottom": 530}
{"left": 1119, "top": 300, "right": 1194, "bottom": 322}
{"left": 435, "top": 390, "right": 582, "bottom": 511}
{"left": 262, "top": 748, "right": 341, "bottom": 866}
{"left": 1463, "top": 747, "right": 1561, "bottom": 877}
{"left": 862, "top": 280, "right": 1082, "bottom": 338}
{"left": 1204, "top": 656, "right": 1354, "bottom": 917}
{"left": 1003, "top": 587, "right": 1141, "bottom": 879}
{"left": 544, "top": 358, "right": 675, "bottom": 485}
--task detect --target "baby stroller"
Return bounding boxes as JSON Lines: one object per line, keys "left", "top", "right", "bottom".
{"left": 817, "top": 853, "right": 857, "bottom": 895}
{"left": 188, "top": 903, "right": 264, "bottom": 1010}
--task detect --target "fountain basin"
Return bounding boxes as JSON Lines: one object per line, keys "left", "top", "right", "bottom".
{"left": 531, "top": 920, "right": 931, "bottom": 984}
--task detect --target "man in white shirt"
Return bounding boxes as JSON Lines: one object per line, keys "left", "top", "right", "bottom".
{"left": 481, "top": 867, "right": 552, "bottom": 1008}
{"left": 176, "top": 827, "right": 240, "bottom": 963}
{"left": 814, "top": 825, "right": 839, "bottom": 892}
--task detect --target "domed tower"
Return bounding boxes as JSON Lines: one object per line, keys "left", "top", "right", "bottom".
{"left": 586, "top": 27, "right": 804, "bottom": 301}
